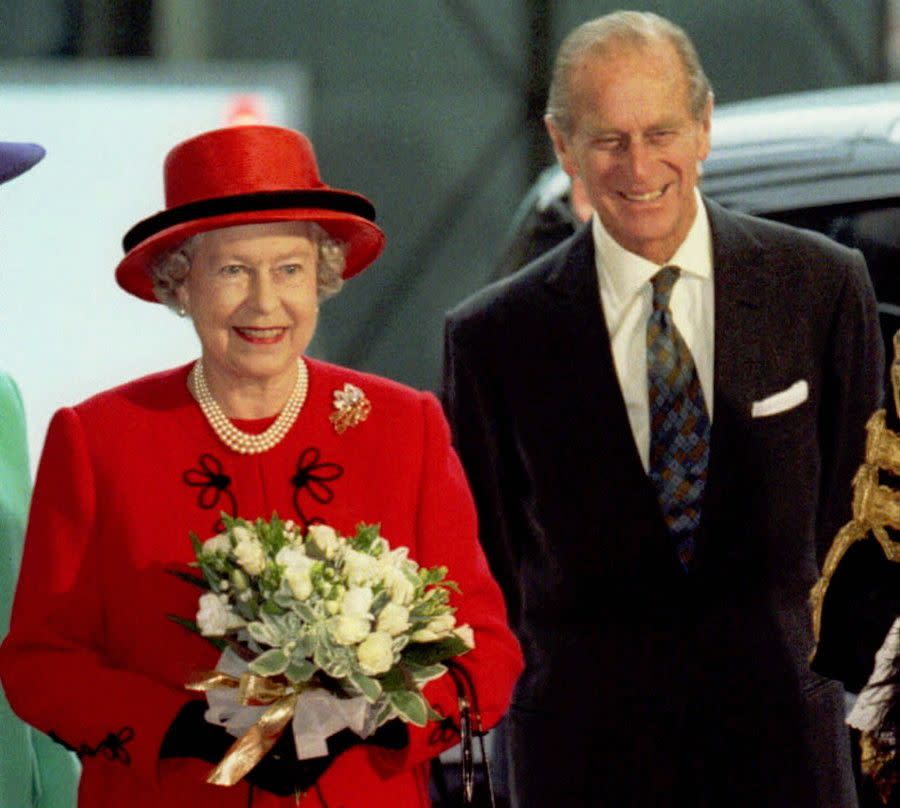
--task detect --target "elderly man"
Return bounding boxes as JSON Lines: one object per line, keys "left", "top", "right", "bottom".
{"left": 442, "top": 11, "right": 883, "bottom": 808}
{"left": 1, "top": 141, "right": 80, "bottom": 806}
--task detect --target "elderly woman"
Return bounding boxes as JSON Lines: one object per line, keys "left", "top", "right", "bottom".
{"left": 0, "top": 125, "right": 522, "bottom": 808}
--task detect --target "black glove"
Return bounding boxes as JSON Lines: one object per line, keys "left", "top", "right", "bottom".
{"left": 160, "top": 699, "right": 408, "bottom": 797}
{"left": 244, "top": 719, "right": 410, "bottom": 797}
{"left": 159, "top": 699, "right": 232, "bottom": 764}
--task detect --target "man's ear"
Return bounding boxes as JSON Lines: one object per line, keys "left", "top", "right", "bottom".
{"left": 544, "top": 114, "right": 577, "bottom": 178}
{"left": 697, "top": 92, "right": 714, "bottom": 162}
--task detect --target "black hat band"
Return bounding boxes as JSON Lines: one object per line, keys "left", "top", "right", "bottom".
{"left": 123, "top": 190, "right": 377, "bottom": 252}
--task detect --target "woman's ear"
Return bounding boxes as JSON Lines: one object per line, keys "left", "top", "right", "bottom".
{"left": 174, "top": 282, "right": 190, "bottom": 314}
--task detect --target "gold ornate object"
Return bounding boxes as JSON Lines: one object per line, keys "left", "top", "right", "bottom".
{"left": 329, "top": 383, "right": 371, "bottom": 434}
{"left": 185, "top": 670, "right": 304, "bottom": 787}
{"left": 860, "top": 731, "right": 898, "bottom": 806}
{"left": 810, "top": 330, "right": 900, "bottom": 650}
{"left": 893, "top": 330, "right": 900, "bottom": 420}
{"left": 810, "top": 420, "right": 900, "bottom": 646}
{"left": 866, "top": 409, "right": 900, "bottom": 476}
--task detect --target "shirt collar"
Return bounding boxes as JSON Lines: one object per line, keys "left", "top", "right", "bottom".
{"left": 593, "top": 189, "right": 713, "bottom": 313}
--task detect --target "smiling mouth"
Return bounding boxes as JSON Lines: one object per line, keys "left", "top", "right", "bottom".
{"left": 620, "top": 185, "right": 669, "bottom": 202}
{"left": 234, "top": 327, "right": 287, "bottom": 344}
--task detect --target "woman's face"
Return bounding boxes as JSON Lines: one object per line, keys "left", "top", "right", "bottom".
{"left": 176, "top": 221, "right": 320, "bottom": 388}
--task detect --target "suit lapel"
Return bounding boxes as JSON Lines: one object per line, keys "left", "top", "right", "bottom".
{"left": 541, "top": 225, "right": 651, "bottom": 487}
{"left": 696, "top": 199, "right": 768, "bottom": 558}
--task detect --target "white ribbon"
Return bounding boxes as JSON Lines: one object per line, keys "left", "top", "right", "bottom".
{"left": 202, "top": 648, "right": 376, "bottom": 760}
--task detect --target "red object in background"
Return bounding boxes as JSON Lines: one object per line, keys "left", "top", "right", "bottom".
{"left": 225, "top": 94, "right": 267, "bottom": 126}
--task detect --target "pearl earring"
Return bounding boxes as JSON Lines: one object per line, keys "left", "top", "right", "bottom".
{"left": 177, "top": 306, "right": 187, "bottom": 318}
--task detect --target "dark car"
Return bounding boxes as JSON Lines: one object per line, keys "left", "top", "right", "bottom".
{"left": 495, "top": 83, "right": 900, "bottom": 360}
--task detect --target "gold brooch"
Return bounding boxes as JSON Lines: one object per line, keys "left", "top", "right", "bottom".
{"left": 329, "top": 383, "right": 371, "bottom": 434}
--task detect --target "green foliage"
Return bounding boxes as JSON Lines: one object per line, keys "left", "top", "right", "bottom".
{"left": 248, "top": 648, "right": 289, "bottom": 677}
{"left": 389, "top": 690, "right": 428, "bottom": 726}
{"left": 349, "top": 522, "right": 383, "bottom": 554}
{"left": 348, "top": 671, "right": 383, "bottom": 703}
{"left": 403, "top": 635, "right": 470, "bottom": 666}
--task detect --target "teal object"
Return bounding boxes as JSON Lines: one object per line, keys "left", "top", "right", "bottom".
{"left": 0, "top": 373, "right": 80, "bottom": 807}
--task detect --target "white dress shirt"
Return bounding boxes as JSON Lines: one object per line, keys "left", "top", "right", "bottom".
{"left": 593, "top": 190, "right": 715, "bottom": 471}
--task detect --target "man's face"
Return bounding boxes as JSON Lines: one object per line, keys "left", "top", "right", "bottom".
{"left": 548, "top": 40, "right": 712, "bottom": 265}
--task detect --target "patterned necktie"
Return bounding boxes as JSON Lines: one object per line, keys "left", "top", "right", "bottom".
{"left": 647, "top": 266, "right": 711, "bottom": 570}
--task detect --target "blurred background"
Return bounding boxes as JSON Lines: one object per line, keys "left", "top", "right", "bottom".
{"left": 1, "top": 0, "right": 899, "bottom": 464}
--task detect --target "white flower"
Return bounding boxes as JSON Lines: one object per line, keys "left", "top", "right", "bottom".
{"left": 454, "top": 624, "right": 475, "bottom": 649}
{"left": 376, "top": 602, "right": 410, "bottom": 637}
{"left": 328, "top": 615, "right": 371, "bottom": 646}
{"left": 276, "top": 546, "right": 315, "bottom": 600}
{"left": 357, "top": 631, "right": 394, "bottom": 675}
{"left": 379, "top": 545, "right": 412, "bottom": 570}
{"left": 343, "top": 548, "right": 381, "bottom": 586}
{"left": 232, "top": 525, "right": 255, "bottom": 543}
{"left": 307, "top": 524, "right": 341, "bottom": 559}
{"left": 411, "top": 613, "right": 457, "bottom": 643}
{"left": 202, "top": 533, "right": 231, "bottom": 555}
{"left": 382, "top": 566, "right": 416, "bottom": 606}
{"left": 197, "top": 593, "right": 244, "bottom": 636}
{"left": 234, "top": 534, "right": 267, "bottom": 576}
{"left": 341, "top": 586, "right": 374, "bottom": 618}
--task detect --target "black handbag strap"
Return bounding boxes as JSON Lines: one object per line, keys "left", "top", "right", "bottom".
{"left": 446, "top": 660, "right": 496, "bottom": 808}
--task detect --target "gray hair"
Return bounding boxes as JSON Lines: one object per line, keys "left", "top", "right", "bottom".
{"left": 150, "top": 221, "right": 347, "bottom": 310}
{"left": 546, "top": 11, "right": 712, "bottom": 134}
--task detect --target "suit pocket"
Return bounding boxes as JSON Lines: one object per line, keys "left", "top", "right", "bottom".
{"left": 747, "top": 394, "right": 814, "bottom": 446}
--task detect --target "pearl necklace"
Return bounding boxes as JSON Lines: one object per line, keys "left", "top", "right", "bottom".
{"left": 189, "top": 358, "right": 309, "bottom": 454}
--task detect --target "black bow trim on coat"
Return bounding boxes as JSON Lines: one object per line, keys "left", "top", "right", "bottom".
{"left": 291, "top": 447, "right": 344, "bottom": 529}
{"left": 49, "top": 727, "right": 135, "bottom": 765}
{"left": 183, "top": 453, "right": 238, "bottom": 533}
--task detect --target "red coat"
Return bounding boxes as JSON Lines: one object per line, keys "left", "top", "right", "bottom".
{"left": 0, "top": 359, "right": 522, "bottom": 808}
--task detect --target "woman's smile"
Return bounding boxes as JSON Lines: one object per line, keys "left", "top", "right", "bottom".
{"left": 233, "top": 326, "right": 289, "bottom": 344}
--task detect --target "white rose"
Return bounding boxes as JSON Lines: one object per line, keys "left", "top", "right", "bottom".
{"left": 328, "top": 615, "right": 371, "bottom": 646}
{"left": 379, "top": 545, "right": 412, "bottom": 570}
{"left": 234, "top": 535, "right": 267, "bottom": 576}
{"left": 202, "top": 533, "right": 231, "bottom": 554}
{"left": 454, "top": 624, "right": 475, "bottom": 649}
{"left": 341, "top": 586, "right": 374, "bottom": 618}
{"left": 231, "top": 524, "right": 255, "bottom": 542}
{"left": 411, "top": 613, "right": 457, "bottom": 643}
{"left": 343, "top": 548, "right": 381, "bottom": 586}
{"left": 357, "top": 631, "right": 394, "bottom": 675}
{"left": 196, "top": 593, "right": 244, "bottom": 636}
{"left": 276, "top": 546, "right": 316, "bottom": 600}
{"left": 376, "top": 602, "right": 410, "bottom": 637}
{"left": 382, "top": 566, "right": 416, "bottom": 606}
{"left": 307, "top": 524, "right": 341, "bottom": 559}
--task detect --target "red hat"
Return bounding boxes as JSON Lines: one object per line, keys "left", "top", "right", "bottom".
{"left": 116, "top": 125, "right": 386, "bottom": 302}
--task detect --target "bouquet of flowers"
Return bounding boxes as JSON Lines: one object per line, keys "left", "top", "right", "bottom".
{"left": 174, "top": 514, "right": 474, "bottom": 785}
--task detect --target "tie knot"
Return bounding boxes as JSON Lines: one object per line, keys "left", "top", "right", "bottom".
{"left": 651, "top": 266, "right": 680, "bottom": 311}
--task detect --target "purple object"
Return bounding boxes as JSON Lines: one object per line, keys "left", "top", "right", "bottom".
{"left": 0, "top": 142, "right": 45, "bottom": 184}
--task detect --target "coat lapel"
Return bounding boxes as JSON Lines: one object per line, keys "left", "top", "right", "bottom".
{"left": 695, "top": 199, "right": 769, "bottom": 561}
{"left": 541, "top": 225, "right": 651, "bottom": 486}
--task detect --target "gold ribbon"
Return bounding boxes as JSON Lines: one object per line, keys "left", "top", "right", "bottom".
{"left": 185, "top": 671, "right": 300, "bottom": 786}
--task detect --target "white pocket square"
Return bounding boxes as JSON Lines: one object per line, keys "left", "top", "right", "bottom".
{"left": 751, "top": 379, "right": 809, "bottom": 418}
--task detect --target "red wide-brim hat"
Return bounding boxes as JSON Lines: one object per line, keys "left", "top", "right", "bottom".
{"left": 116, "top": 125, "right": 386, "bottom": 302}
{"left": 0, "top": 141, "right": 45, "bottom": 184}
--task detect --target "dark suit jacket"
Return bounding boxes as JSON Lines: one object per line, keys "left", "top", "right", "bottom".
{"left": 442, "top": 199, "right": 884, "bottom": 807}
